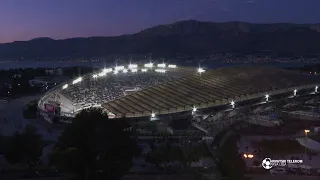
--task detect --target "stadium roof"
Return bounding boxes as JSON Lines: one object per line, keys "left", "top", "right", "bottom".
{"left": 102, "top": 66, "right": 320, "bottom": 118}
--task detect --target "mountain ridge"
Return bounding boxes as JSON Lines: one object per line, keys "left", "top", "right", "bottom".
{"left": 1, "top": 20, "right": 320, "bottom": 59}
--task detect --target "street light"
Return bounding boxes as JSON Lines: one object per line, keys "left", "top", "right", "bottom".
{"left": 294, "top": 89, "right": 297, "bottom": 96}
{"left": 230, "top": 100, "right": 235, "bottom": 109}
{"left": 304, "top": 129, "right": 310, "bottom": 164}
{"left": 265, "top": 94, "right": 270, "bottom": 102}
{"left": 315, "top": 86, "right": 318, "bottom": 93}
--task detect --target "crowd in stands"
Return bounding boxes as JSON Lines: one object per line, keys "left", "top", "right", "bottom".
{"left": 61, "top": 72, "right": 179, "bottom": 107}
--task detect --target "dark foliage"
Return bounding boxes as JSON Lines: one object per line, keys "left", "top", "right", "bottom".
{"left": 51, "top": 108, "right": 140, "bottom": 180}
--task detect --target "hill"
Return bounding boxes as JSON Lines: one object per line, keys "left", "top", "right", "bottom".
{"left": 1, "top": 20, "right": 320, "bottom": 59}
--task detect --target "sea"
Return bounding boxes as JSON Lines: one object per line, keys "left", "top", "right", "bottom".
{"left": 0, "top": 60, "right": 315, "bottom": 70}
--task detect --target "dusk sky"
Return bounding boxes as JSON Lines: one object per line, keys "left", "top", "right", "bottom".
{"left": 1, "top": 0, "right": 320, "bottom": 43}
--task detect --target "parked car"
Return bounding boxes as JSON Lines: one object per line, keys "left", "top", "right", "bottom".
{"left": 270, "top": 167, "right": 287, "bottom": 175}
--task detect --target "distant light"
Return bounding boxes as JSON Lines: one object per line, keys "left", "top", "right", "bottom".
{"left": 103, "top": 68, "right": 112, "bottom": 73}
{"left": 192, "top": 107, "right": 197, "bottom": 112}
{"left": 141, "top": 68, "right": 148, "bottom": 72}
{"left": 157, "top": 63, "right": 166, "bottom": 68}
{"left": 198, "top": 68, "right": 205, "bottom": 73}
{"left": 243, "top": 154, "right": 247, "bottom": 158}
{"left": 230, "top": 100, "right": 235, "bottom": 108}
{"left": 155, "top": 69, "right": 166, "bottom": 73}
{"left": 128, "top": 64, "right": 138, "bottom": 69}
{"left": 113, "top": 70, "right": 119, "bottom": 74}
{"left": 115, "top": 66, "right": 124, "bottom": 71}
{"left": 265, "top": 94, "right": 269, "bottom": 101}
{"left": 316, "top": 86, "right": 318, "bottom": 93}
{"left": 144, "top": 63, "right": 153, "bottom": 68}
{"left": 247, "top": 154, "right": 254, "bottom": 158}
{"left": 294, "top": 89, "right": 297, "bottom": 96}
{"left": 123, "top": 69, "right": 128, "bottom": 73}
{"left": 151, "top": 113, "right": 156, "bottom": 118}
{"left": 131, "top": 69, "right": 138, "bottom": 73}
{"left": 72, "top": 77, "right": 82, "bottom": 85}
{"left": 304, "top": 129, "right": 310, "bottom": 134}
{"left": 92, "top": 74, "right": 98, "bottom": 78}
{"left": 168, "top": 64, "right": 177, "bottom": 68}
{"left": 62, "top": 84, "right": 68, "bottom": 89}
{"left": 99, "top": 71, "right": 107, "bottom": 77}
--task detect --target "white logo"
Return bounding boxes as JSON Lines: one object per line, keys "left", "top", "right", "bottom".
{"left": 262, "top": 158, "right": 273, "bottom": 170}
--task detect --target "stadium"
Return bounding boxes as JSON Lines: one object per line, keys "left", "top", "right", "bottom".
{"left": 38, "top": 63, "right": 320, "bottom": 130}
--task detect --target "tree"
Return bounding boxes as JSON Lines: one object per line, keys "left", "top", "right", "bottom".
{"left": 215, "top": 135, "right": 250, "bottom": 180}
{"left": 3, "top": 125, "right": 43, "bottom": 167}
{"left": 51, "top": 108, "right": 140, "bottom": 180}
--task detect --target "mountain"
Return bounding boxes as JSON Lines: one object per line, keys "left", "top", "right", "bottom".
{"left": 1, "top": 20, "right": 320, "bottom": 59}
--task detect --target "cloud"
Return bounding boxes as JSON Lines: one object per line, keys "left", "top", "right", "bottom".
{"left": 246, "top": 0, "right": 255, "bottom": 3}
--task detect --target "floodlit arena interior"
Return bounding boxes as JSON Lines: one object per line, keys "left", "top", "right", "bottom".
{"left": 38, "top": 63, "right": 320, "bottom": 133}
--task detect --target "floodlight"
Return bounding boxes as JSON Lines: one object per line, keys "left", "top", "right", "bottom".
{"left": 72, "top": 77, "right": 82, "bottom": 84}
{"left": 316, "top": 86, "right": 318, "bottom": 93}
{"left": 113, "top": 70, "right": 118, "bottom": 74}
{"left": 265, "top": 94, "right": 269, "bottom": 101}
{"left": 157, "top": 63, "right": 166, "bottom": 68}
{"left": 168, "top": 64, "right": 177, "bottom": 68}
{"left": 128, "top": 64, "right": 138, "bottom": 69}
{"left": 103, "top": 68, "right": 112, "bottom": 73}
{"left": 99, "top": 72, "right": 107, "bottom": 77}
{"left": 230, "top": 100, "right": 235, "bottom": 108}
{"left": 294, "top": 89, "right": 297, "bottom": 96}
{"left": 151, "top": 113, "right": 156, "bottom": 118}
{"left": 62, "top": 84, "right": 68, "bottom": 89}
{"left": 131, "top": 69, "right": 138, "bottom": 73}
{"left": 192, "top": 107, "right": 197, "bottom": 112}
{"left": 155, "top": 69, "right": 166, "bottom": 73}
{"left": 123, "top": 69, "right": 128, "bottom": 73}
{"left": 198, "top": 68, "right": 205, "bottom": 73}
{"left": 141, "top": 68, "right": 148, "bottom": 72}
{"left": 92, "top": 74, "right": 98, "bottom": 78}
{"left": 115, "top": 66, "right": 124, "bottom": 71}
{"left": 144, "top": 63, "right": 153, "bottom": 68}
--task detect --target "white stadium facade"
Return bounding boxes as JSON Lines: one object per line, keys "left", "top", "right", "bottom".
{"left": 38, "top": 64, "right": 320, "bottom": 126}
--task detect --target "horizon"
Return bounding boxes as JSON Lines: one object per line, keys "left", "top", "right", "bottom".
{"left": 1, "top": 0, "right": 320, "bottom": 43}
{"left": 2, "top": 19, "right": 320, "bottom": 44}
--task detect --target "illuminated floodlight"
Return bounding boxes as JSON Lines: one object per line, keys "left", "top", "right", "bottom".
{"left": 131, "top": 69, "right": 138, "bottom": 73}
{"left": 103, "top": 68, "right": 112, "bottom": 73}
{"left": 141, "top": 68, "right": 148, "bottom": 72}
{"left": 265, "top": 94, "right": 269, "bottom": 101}
{"left": 72, "top": 77, "right": 82, "bottom": 85}
{"left": 230, "top": 100, "right": 235, "bottom": 108}
{"left": 316, "top": 86, "right": 318, "bottom": 93}
{"left": 113, "top": 70, "right": 119, "bottom": 75}
{"left": 99, "top": 71, "right": 107, "bottom": 77}
{"left": 151, "top": 113, "right": 156, "bottom": 118}
{"left": 123, "top": 69, "right": 128, "bottom": 73}
{"left": 92, "top": 74, "right": 98, "bottom": 78}
{"left": 62, "top": 84, "right": 68, "bottom": 89}
{"left": 157, "top": 63, "right": 166, "bottom": 68}
{"left": 128, "top": 64, "right": 138, "bottom": 69}
{"left": 144, "top": 63, "right": 153, "bottom": 68}
{"left": 168, "top": 64, "right": 177, "bottom": 68}
{"left": 293, "top": 89, "right": 297, "bottom": 96}
{"left": 198, "top": 68, "right": 205, "bottom": 73}
{"left": 115, "top": 66, "right": 125, "bottom": 71}
{"left": 155, "top": 69, "right": 166, "bottom": 73}
{"left": 192, "top": 107, "right": 197, "bottom": 115}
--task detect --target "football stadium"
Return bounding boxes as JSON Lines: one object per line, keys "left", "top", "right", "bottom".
{"left": 38, "top": 63, "right": 320, "bottom": 129}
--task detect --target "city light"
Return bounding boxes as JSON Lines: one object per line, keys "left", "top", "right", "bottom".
{"left": 113, "top": 70, "right": 119, "bottom": 74}
{"left": 151, "top": 113, "right": 156, "bottom": 118}
{"left": 92, "top": 74, "right": 98, "bottom": 78}
{"left": 123, "top": 69, "right": 128, "bottom": 73}
{"left": 128, "top": 64, "right": 138, "bottom": 69}
{"left": 192, "top": 107, "right": 197, "bottom": 112}
{"left": 141, "top": 68, "right": 148, "bottom": 72}
{"left": 198, "top": 68, "right": 205, "bottom": 73}
{"left": 62, "top": 84, "right": 68, "bottom": 89}
{"left": 294, "top": 89, "right": 297, "bottom": 96}
{"left": 316, "top": 86, "right": 318, "bottom": 93}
